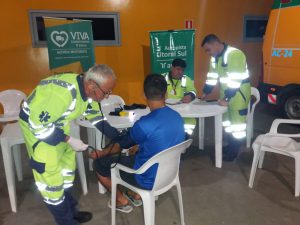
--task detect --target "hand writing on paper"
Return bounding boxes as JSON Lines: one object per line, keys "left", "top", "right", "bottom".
{"left": 182, "top": 95, "right": 192, "bottom": 103}
{"left": 218, "top": 99, "right": 229, "bottom": 106}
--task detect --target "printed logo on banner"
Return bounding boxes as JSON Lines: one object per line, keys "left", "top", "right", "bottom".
{"left": 45, "top": 20, "right": 95, "bottom": 71}
{"left": 51, "top": 31, "right": 69, "bottom": 47}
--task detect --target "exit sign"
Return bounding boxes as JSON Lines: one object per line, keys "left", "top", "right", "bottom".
{"left": 185, "top": 20, "right": 193, "bottom": 29}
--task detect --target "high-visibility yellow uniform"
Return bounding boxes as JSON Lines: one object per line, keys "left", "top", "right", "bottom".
{"left": 162, "top": 72, "right": 197, "bottom": 135}
{"left": 203, "top": 45, "right": 251, "bottom": 139}
{"left": 19, "top": 73, "right": 104, "bottom": 206}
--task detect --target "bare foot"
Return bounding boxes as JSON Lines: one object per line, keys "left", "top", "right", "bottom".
{"left": 127, "top": 189, "right": 141, "bottom": 200}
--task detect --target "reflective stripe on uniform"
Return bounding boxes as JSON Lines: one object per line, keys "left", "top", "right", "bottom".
{"left": 61, "top": 169, "right": 75, "bottom": 177}
{"left": 225, "top": 123, "right": 246, "bottom": 133}
{"left": 207, "top": 72, "right": 219, "bottom": 79}
{"left": 232, "top": 131, "right": 246, "bottom": 139}
{"left": 90, "top": 116, "right": 106, "bottom": 125}
{"left": 43, "top": 196, "right": 65, "bottom": 206}
{"left": 63, "top": 180, "right": 74, "bottom": 189}
{"left": 29, "top": 121, "right": 55, "bottom": 139}
{"left": 219, "top": 77, "right": 229, "bottom": 84}
{"left": 185, "top": 129, "right": 193, "bottom": 135}
{"left": 22, "top": 101, "right": 30, "bottom": 115}
{"left": 206, "top": 79, "right": 218, "bottom": 85}
{"left": 184, "top": 124, "right": 195, "bottom": 129}
{"left": 181, "top": 76, "right": 186, "bottom": 87}
{"left": 36, "top": 181, "right": 64, "bottom": 192}
{"left": 184, "top": 124, "right": 195, "bottom": 135}
{"left": 227, "top": 80, "right": 241, "bottom": 88}
{"left": 211, "top": 57, "right": 216, "bottom": 69}
{"left": 226, "top": 68, "right": 249, "bottom": 88}
{"left": 164, "top": 74, "right": 169, "bottom": 82}
{"left": 222, "top": 120, "right": 231, "bottom": 127}
{"left": 227, "top": 70, "right": 249, "bottom": 80}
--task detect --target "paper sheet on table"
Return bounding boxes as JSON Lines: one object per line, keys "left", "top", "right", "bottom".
{"left": 193, "top": 100, "right": 219, "bottom": 106}
{"left": 165, "top": 98, "right": 182, "bottom": 105}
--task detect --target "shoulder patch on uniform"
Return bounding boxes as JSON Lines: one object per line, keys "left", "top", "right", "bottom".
{"left": 39, "top": 111, "right": 51, "bottom": 123}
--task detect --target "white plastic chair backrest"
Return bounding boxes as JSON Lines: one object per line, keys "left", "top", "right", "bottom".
{"left": 0, "top": 89, "right": 26, "bottom": 117}
{"left": 248, "top": 87, "right": 260, "bottom": 118}
{"left": 134, "top": 139, "right": 192, "bottom": 192}
{"left": 100, "top": 95, "right": 125, "bottom": 116}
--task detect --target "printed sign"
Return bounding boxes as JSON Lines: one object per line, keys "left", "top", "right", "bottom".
{"left": 150, "top": 30, "right": 195, "bottom": 79}
{"left": 45, "top": 18, "right": 95, "bottom": 72}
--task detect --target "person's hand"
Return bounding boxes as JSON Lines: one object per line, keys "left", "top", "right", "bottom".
{"left": 128, "top": 145, "right": 139, "bottom": 155}
{"left": 67, "top": 136, "right": 88, "bottom": 151}
{"left": 182, "top": 95, "right": 192, "bottom": 103}
{"left": 200, "top": 94, "right": 207, "bottom": 100}
{"left": 89, "top": 150, "right": 104, "bottom": 159}
{"left": 218, "top": 99, "right": 229, "bottom": 106}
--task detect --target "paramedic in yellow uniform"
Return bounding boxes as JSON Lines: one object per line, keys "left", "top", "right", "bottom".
{"left": 19, "top": 64, "right": 121, "bottom": 224}
{"left": 162, "top": 58, "right": 197, "bottom": 135}
{"left": 201, "top": 34, "right": 251, "bottom": 161}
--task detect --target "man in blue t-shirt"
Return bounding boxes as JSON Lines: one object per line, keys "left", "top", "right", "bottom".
{"left": 91, "top": 74, "right": 185, "bottom": 213}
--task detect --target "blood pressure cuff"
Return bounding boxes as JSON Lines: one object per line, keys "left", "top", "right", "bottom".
{"left": 112, "top": 130, "right": 136, "bottom": 149}
{"left": 95, "top": 120, "right": 120, "bottom": 140}
{"left": 94, "top": 120, "right": 136, "bottom": 149}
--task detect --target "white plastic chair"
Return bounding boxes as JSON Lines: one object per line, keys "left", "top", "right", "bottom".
{"left": 111, "top": 139, "right": 193, "bottom": 225}
{"left": 0, "top": 89, "right": 27, "bottom": 181}
{"left": 246, "top": 87, "right": 260, "bottom": 148}
{"left": 0, "top": 89, "right": 26, "bottom": 122}
{"left": 0, "top": 122, "right": 88, "bottom": 212}
{"left": 248, "top": 119, "right": 300, "bottom": 196}
{"left": 76, "top": 95, "right": 125, "bottom": 194}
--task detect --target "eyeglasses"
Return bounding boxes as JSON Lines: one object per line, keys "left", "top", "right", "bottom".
{"left": 93, "top": 81, "right": 112, "bottom": 97}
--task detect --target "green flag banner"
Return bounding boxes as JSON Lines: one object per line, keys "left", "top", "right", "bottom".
{"left": 150, "top": 30, "right": 195, "bottom": 79}
{"left": 45, "top": 18, "right": 95, "bottom": 72}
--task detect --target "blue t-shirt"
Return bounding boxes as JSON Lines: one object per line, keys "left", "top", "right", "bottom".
{"left": 130, "top": 106, "right": 185, "bottom": 189}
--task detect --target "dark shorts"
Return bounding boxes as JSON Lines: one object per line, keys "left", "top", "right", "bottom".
{"left": 94, "top": 154, "right": 143, "bottom": 188}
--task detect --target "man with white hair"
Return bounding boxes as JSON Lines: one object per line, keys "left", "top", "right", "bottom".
{"left": 19, "top": 64, "right": 119, "bottom": 224}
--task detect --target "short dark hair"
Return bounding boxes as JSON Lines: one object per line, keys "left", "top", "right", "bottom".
{"left": 201, "top": 34, "right": 221, "bottom": 47}
{"left": 172, "top": 58, "right": 186, "bottom": 68}
{"left": 144, "top": 74, "right": 167, "bottom": 100}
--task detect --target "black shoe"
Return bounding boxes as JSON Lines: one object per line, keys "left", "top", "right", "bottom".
{"left": 222, "top": 145, "right": 230, "bottom": 155}
{"left": 222, "top": 135, "right": 244, "bottom": 161}
{"left": 74, "top": 211, "right": 93, "bottom": 223}
{"left": 222, "top": 153, "right": 237, "bottom": 161}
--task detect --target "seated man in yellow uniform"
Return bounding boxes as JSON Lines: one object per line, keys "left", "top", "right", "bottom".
{"left": 162, "top": 58, "right": 197, "bottom": 135}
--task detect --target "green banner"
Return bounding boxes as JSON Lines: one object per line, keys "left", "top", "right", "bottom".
{"left": 45, "top": 19, "right": 95, "bottom": 72}
{"left": 272, "top": 0, "right": 300, "bottom": 9}
{"left": 150, "top": 30, "right": 195, "bottom": 79}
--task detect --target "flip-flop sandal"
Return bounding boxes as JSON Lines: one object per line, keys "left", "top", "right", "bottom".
{"left": 123, "top": 191, "right": 143, "bottom": 207}
{"left": 107, "top": 200, "right": 133, "bottom": 213}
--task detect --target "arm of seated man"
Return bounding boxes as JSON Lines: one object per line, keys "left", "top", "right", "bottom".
{"left": 89, "top": 130, "right": 136, "bottom": 159}
{"left": 89, "top": 143, "right": 121, "bottom": 159}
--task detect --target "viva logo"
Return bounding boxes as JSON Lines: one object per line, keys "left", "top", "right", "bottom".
{"left": 51, "top": 30, "right": 90, "bottom": 48}
{"left": 51, "top": 31, "right": 69, "bottom": 47}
